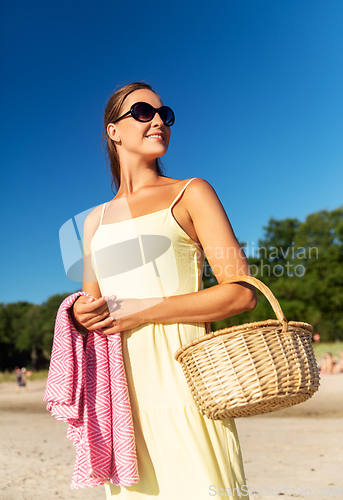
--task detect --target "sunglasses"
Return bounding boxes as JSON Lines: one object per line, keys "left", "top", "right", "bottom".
{"left": 112, "top": 102, "right": 175, "bottom": 127}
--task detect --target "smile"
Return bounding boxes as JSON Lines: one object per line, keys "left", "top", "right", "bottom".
{"left": 146, "top": 134, "right": 164, "bottom": 140}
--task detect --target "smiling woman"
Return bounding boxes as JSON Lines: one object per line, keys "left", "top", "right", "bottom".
{"left": 66, "top": 81, "right": 256, "bottom": 500}
{"left": 102, "top": 83, "right": 171, "bottom": 192}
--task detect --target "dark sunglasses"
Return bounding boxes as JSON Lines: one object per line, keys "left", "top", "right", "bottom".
{"left": 112, "top": 102, "right": 175, "bottom": 127}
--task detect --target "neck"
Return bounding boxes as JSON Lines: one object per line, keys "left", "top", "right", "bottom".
{"left": 117, "top": 155, "right": 161, "bottom": 196}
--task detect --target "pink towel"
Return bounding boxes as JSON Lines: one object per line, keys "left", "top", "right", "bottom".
{"left": 43, "top": 292, "right": 139, "bottom": 489}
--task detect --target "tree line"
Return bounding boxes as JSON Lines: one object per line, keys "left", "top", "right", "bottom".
{"left": 206, "top": 206, "right": 343, "bottom": 341}
{"left": 1, "top": 206, "right": 342, "bottom": 371}
{"left": 0, "top": 293, "right": 72, "bottom": 371}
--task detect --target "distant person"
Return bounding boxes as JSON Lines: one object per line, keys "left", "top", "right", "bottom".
{"left": 21, "top": 367, "right": 27, "bottom": 390}
{"left": 14, "top": 366, "right": 22, "bottom": 392}
{"left": 333, "top": 351, "right": 343, "bottom": 374}
{"left": 14, "top": 366, "right": 26, "bottom": 392}
{"left": 320, "top": 353, "right": 336, "bottom": 374}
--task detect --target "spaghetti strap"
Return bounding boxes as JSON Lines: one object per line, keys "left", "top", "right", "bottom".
{"left": 99, "top": 203, "right": 107, "bottom": 226}
{"left": 169, "top": 178, "right": 197, "bottom": 211}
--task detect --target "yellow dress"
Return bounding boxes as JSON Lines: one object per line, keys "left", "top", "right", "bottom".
{"left": 90, "top": 179, "right": 249, "bottom": 500}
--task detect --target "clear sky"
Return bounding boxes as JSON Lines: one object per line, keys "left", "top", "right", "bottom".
{"left": 1, "top": 0, "right": 342, "bottom": 304}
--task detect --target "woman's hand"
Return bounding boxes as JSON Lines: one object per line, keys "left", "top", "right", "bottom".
{"left": 71, "top": 295, "right": 118, "bottom": 334}
{"left": 101, "top": 296, "right": 163, "bottom": 335}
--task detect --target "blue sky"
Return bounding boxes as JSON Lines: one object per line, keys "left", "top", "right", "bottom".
{"left": 1, "top": 0, "right": 342, "bottom": 304}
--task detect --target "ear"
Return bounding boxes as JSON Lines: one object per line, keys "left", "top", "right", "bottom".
{"left": 107, "top": 123, "right": 120, "bottom": 143}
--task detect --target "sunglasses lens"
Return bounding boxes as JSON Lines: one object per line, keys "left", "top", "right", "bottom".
{"left": 159, "top": 106, "right": 175, "bottom": 126}
{"left": 133, "top": 103, "right": 154, "bottom": 122}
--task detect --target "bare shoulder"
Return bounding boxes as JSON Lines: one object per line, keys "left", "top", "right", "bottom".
{"left": 187, "top": 178, "right": 217, "bottom": 195}
{"left": 85, "top": 204, "right": 103, "bottom": 223}
{"left": 185, "top": 178, "right": 223, "bottom": 213}
{"left": 83, "top": 204, "right": 105, "bottom": 240}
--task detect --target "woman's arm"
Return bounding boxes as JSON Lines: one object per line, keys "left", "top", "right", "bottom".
{"left": 142, "top": 283, "right": 255, "bottom": 324}
{"left": 71, "top": 206, "right": 116, "bottom": 333}
{"left": 102, "top": 179, "right": 256, "bottom": 334}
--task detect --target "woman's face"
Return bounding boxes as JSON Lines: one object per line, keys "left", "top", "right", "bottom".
{"left": 108, "top": 89, "right": 171, "bottom": 162}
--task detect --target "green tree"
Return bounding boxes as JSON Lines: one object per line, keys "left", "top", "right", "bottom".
{"left": 292, "top": 207, "right": 343, "bottom": 339}
{"left": 39, "top": 293, "right": 72, "bottom": 359}
{"left": 203, "top": 208, "right": 343, "bottom": 341}
{"left": 0, "top": 292, "right": 76, "bottom": 371}
{"left": 0, "top": 302, "right": 33, "bottom": 370}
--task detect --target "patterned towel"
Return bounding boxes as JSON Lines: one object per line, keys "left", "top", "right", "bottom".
{"left": 43, "top": 292, "right": 139, "bottom": 489}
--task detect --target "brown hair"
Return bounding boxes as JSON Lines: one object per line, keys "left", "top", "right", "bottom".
{"left": 102, "top": 82, "right": 165, "bottom": 192}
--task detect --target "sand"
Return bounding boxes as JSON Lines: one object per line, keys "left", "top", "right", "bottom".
{"left": 0, "top": 375, "right": 342, "bottom": 500}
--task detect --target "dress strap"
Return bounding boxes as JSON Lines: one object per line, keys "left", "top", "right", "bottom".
{"left": 169, "top": 178, "right": 197, "bottom": 211}
{"left": 99, "top": 203, "right": 107, "bottom": 226}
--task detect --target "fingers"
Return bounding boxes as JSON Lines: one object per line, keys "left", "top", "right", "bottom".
{"left": 79, "top": 295, "right": 117, "bottom": 316}
{"left": 89, "top": 315, "right": 116, "bottom": 331}
{"left": 83, "top": 296, "right": 113, "bottom": 312}
{"left": 87, "top": 312, "right": 115, "bottom": 330}
{"left": 73, "top": 295, "right": 118, "bottom": 330}
{"left": 101, "top": 321, "right": 121, "bottom": 335}
{"left": 105, "top": 296, "right": 118, "bottom": 315}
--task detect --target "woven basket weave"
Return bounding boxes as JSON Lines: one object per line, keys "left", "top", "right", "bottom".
{"left": 174, "top": 276, "right": 320, "bottom": 419}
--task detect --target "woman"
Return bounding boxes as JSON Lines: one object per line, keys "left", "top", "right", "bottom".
{"left": 72, "top": 82, "right": 256, "bottom": 499}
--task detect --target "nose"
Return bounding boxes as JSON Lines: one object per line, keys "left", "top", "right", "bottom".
{"left": 151, "top": 111, "right": 164, "bottom": 127}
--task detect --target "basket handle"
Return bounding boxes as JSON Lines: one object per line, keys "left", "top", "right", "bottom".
{"left": 218, "top": 275, "right": 288, "bottom": 333}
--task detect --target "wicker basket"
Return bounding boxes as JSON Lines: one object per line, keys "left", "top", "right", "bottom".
{"left": 174, "top": 276, "right": 320, "bottom": 419}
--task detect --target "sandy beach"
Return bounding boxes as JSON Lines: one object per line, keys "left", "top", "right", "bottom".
{"left": 0, "top": 375, "right": 342, "bottom": 500}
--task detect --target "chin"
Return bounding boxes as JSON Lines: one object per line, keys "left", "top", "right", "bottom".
{"left": 146, "top": 146, "right": 168, "bottom": 158}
